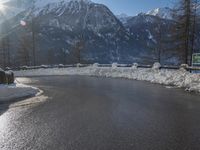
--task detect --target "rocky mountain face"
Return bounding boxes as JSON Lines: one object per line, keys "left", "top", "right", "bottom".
{"left": 0, "top": 1, "right": 199, "bottom": 67}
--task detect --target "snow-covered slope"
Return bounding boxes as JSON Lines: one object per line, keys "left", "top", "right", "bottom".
{"left": 34, "top": 0, "right": 92, "bottom": 8}
{"left": 146, "top": 7, "right": 174, "bottom": 20}
{"left": 146, "top": 6, "right": 200, "bottom": 20}
{"left": 116, "top": 13, "right": 131, "bottom": 24}
{"left": 0, "top": 0, "right": 93, "bottom": 23}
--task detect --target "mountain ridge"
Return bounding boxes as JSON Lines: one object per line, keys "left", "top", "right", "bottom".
{"left": 0, "top": 0, "right": 199, "bottom": 67}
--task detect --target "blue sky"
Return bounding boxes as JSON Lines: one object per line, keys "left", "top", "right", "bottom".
{"left": 92, "top": 0, "right": 176, "bottom": 16}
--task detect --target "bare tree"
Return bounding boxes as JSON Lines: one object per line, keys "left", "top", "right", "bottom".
{"left": 72, "top": 34, "right": 85, "bottom": 64}
{"left": 17, "top": 35, "right": 31, "bottom": 66}
{"left": 155, "top": 19, "right": 163, "bottom": 63}
{"left": 47, "top": 48, "right": 55, "bottom": 65}
{"left": 0, "top": 39, "right": 6, "bottom": 69}
{"left": 0, "top": 37, "right": 11, "bottom": 69}
{"left": 0, "top": 20, "right": 11, "bottom": 68}
{"left": 31, "top": 17, "right": 36, "bottom": 66}
{"left": 22, "top": 14, "right": 38, "bottom": 66}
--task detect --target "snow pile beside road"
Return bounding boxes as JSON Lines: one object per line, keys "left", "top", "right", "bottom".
{"left": 15, "top": 65, "right": 200, "bottom": 93}
{"left": 0, "top": 83, "right": 40, "bottom": 103}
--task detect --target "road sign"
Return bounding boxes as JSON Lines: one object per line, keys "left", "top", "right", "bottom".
{"left": 192, "top": 53, "right": 200, "bottom": 66}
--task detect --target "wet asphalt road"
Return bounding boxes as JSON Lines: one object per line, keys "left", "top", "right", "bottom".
{"left": 1, "top": 76, "right": 200, "bottom": 150}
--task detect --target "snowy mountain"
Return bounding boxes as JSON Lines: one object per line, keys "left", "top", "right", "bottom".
{"left": 2, "top": 0, "right": 136, "bottom": 65}
{"left": 123, "top": 13, "right": 182, "bottom": 64}
{"left": 0, "top": 0, "right": 199, "bottom": 67}
{"left": 0, "top": 0, "right": 91, "bottom": 23}
{"left": 146, "top": 7, "right": 174, "bottom": 20}
{"left": 146, "top": 6, "right": 200, "bottom": 20}
{"left": 116, "top": 13, "right": 131, "bottom": 24}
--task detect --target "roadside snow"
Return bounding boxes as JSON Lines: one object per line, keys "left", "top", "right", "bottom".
{"left": 14, "top": 66, "right": 200, "bottom": 93}
{"left": 0, "top": 82, "right": 40, "bottom": 103}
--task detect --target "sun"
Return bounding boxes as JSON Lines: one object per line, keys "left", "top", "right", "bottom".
{"left": 0, "top": 3, "right": 5, "bottom": 11}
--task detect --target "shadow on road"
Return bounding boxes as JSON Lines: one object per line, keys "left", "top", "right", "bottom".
{"left": 0, "top": 103, "right": 10, "bottom": 116}
{"left": 0, "top": 95, "right": 34, "bottom": 116}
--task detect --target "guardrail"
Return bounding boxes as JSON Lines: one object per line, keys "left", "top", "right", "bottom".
{"left": 4, "top": 63, "right": 200, "bottom": 72}
{"left": 186, "top": 66, "right": 200, "bottom": 71}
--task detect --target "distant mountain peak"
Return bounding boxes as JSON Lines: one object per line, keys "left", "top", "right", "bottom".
{"left": 116, "top": 13, "right": 131, "bottom": 24}
{"left": 146, "top": 7, "right": 174, "bottom": 20}
{"left": 116, "top": 13, "right": 129, "bottom": 18}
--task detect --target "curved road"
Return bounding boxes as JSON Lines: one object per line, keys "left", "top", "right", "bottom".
{"left": 1, "top": 76, "right": 200, "bottom": 150}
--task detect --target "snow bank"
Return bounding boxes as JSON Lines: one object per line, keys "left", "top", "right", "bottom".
{"left": 14, "top": 65, "right": 200, "bottom": 93}
{"left": 0, "top": 82, "right": 40, "bottom": 103}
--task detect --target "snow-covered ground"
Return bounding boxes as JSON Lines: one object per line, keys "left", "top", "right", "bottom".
{"left": 14, "top": 65, "right": 200, "bottom": 93}
{"left": 0, "top": 82, "right": 40, "bottom": 103}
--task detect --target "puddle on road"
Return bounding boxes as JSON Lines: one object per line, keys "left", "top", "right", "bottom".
{"left": 165, "top": 86, "right": 175, "bottom": 89}
{"left": 15, "top": 77, "right": 39, "bottom": 84}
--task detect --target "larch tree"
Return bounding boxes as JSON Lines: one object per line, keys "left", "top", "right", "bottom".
{"left": 173, "top": 0, "right": 199, "bottom": 65}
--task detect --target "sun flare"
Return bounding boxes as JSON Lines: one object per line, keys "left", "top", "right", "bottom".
{"left": 0, "top": 3, "right": 5, "bottom": 11}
